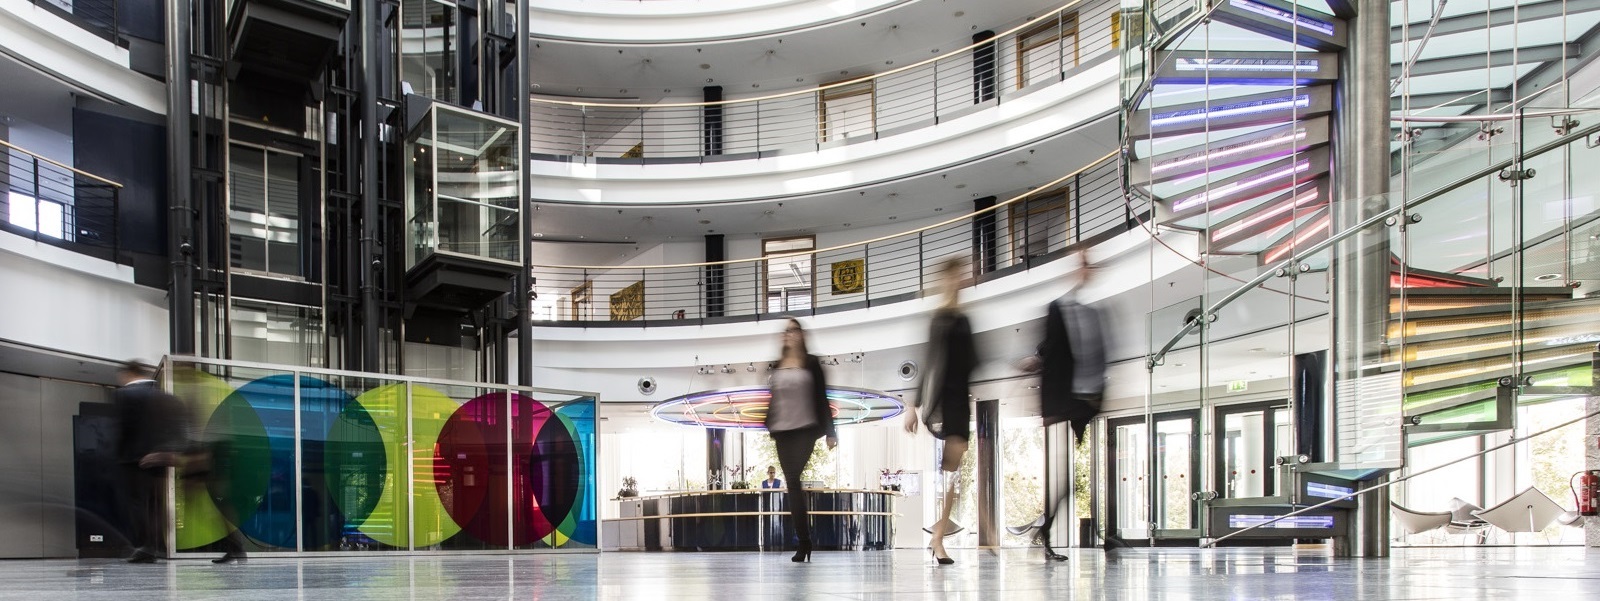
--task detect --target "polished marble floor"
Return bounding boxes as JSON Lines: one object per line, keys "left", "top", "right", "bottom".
{"left": 1, "top": 546, "right": 1596, "bottom": 600}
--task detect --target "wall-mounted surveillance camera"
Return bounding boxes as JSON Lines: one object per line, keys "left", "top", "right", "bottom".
{"left": 637, "top": 377, "right": 657, "bottom": 396}
{"left": 898, "top": 360, "right": 918, "bottom": 381}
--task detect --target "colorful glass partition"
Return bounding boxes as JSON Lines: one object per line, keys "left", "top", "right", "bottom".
{"left": 166, "top": 358, "right": 597, "bottom": 554}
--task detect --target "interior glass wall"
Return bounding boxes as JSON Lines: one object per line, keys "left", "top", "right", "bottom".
{"left": 228, "top": 144, "right": 302, "bottom": 278}
{"left": 167, "top": 358, "right": 597, "bottom": 554}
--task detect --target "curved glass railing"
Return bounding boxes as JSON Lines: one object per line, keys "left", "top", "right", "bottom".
{"left": 529, "top": 0, "right": 1117, "bottom": 161}
{"left": 530, "top": 151, "right": 1123, "bottom": 322}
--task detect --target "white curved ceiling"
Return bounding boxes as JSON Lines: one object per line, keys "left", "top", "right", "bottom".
{"left": 528, "top": 0, "right": 1070, "bottom": 99}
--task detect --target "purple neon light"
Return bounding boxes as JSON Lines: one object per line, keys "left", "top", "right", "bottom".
{"left": 1152, "top": 127, "right": 1308, "bottom": 175}
{"left": 1174, "top": 57, "right": 1321, "bottom": 73}
{"left": 1230, "top": 0, "right": 1337, "bottom": 36}
{"left": 1171, "top": 159, "right": 1311, "bottom": 212}
{"left": 650, "top": 385, "right": 904, "bottom": 429}
{"left": 1149, "top": 94, "right": 1310, "bottom": 127}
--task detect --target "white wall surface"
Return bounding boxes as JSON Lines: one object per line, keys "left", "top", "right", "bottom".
{"left": 0, "top": 231, "right": 168, "bottom": 362}
{"left": 0, "top": 0, "right": 164, "bottom": 114}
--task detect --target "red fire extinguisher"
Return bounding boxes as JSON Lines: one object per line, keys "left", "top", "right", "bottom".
{"left": 1575, "top": 470, "right": 1600, "bottom": 517}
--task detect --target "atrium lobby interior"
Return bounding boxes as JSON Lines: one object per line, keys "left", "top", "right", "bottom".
{"left": 0, "top": 0, "right": 1597, "bottom": 598}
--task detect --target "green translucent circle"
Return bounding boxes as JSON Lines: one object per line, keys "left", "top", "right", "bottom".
{"left": 173, "top": 369, "right": 236, "bottom": 550}
{"left": 357, "top": 384, "right": 463, "bottom": 548}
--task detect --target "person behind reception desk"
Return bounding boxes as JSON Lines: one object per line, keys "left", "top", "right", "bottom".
{"left": 760, "top": 466, "right": 783, "bottom": 489}
{"left": 765, "top": 317, "right": 838, "bottom": 563}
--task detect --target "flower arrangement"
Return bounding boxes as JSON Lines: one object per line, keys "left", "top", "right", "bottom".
{"left": 617, "top": 476, "right": 639, "bottom": 498}
{"left": 879, "top": 468, "right": 907, "bottom": 491}
{"left": 726, "top": 465, "right": 752, "bottom": 489}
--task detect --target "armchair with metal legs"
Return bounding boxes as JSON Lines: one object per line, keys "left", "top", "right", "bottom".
{"left": 1472, "top": 487, "right": 1566, "bottom": 544}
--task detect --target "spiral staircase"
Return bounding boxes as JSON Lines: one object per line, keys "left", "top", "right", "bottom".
{"left": 1122, "top": 0, "right": 1600, "bottom": 450}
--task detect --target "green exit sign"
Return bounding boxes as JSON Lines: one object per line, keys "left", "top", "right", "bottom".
{"left": 1227, "top": 380, "right": 1249, "bottom": 393}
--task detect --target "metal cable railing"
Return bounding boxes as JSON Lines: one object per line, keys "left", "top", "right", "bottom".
{"left": 533, "top": 151, "right": 1126, "bottom": 324}
{"left": 529, "top": 0, "right": 1117, "bottom": 161}
{"left": 0, "top": 139, "right": 123, "bottom": 261}
{"left": 29, "top": 0, "right": 122, "bottom": 44}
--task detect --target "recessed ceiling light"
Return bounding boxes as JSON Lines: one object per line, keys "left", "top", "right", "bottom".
{"left": 532, "top": 232, "right": 544, "bottom": 238}
{"left": 1250, "top": 347, "right": 1267, "bottom": 352}
{"left": 935, "top": 208, "right": 943, "bottom": 212}
{"left": 955, "top": 184, "right": 967, "bottom": 189}
{"left": 953, "top": 11, "right": 965, "bottom": 17}
{"left": 843, "top": 223, "right": 852, "bottom": 227}
{"left": 889, "top": 216, "right": 897, "bottom": 220}
{"left": 698, "top": 219, "right": 711, "bottom": 225}
{"left": 1535, "top": 273, "right": 1562, "bottom": 281}
{"left": 764, "top": 210, "right": 775, "bottom": 215}
{"left": 699, "top": 64, "right": 710, "bottom": 69}
{"left": 1175, "top": 363, "right": 1186, "bottom": 367}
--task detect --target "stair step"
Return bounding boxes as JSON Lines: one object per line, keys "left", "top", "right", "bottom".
{"left": 1161, "top": 147, "right": 1330, "bottom": 218}
{"left": 1390, "top": 296, "right": 1600, "bottom": 341}
{"left": 1388, "top": 288, "right": 1580, "bottom": 316}
{"left": 1132, "top": 116, "right": 1331, "bottom": 185}
{"left": 1153, "top": 51, "right": 1340, "bottom": 86}
{"left": 1128, "top": 86, "right": 1333, "bottom": 139}
{"left": 1212, "top": 0, "right": 1348, "bottom": 51}
{"left": 1209, "top": 182, "right": 1329, "bottom": 251}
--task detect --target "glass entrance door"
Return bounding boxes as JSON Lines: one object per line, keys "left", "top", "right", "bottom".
{"left": 1110, "top": 418, "right": 1149, "bottom": 540}
{"left": 1153, "top": 415, "right": 1198, "bottom": 535}
{"left": 1108, "top": 411, "right": 1200, "bottom": 542}
{"left": 1217, "top": 402, "right": 1292, "bottom": 499}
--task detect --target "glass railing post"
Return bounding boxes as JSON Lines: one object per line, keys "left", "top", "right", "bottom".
{"left": 31, "top": 156, "right": 41, "bottom": 242}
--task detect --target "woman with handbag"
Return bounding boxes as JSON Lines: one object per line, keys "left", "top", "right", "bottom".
{"left": 764, "top": 317, "right": 838, "bottom": 563}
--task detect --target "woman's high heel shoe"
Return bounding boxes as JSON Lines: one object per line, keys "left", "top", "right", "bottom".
{"left": 791, "top": 541, "right": 812, "bottom": 563}
{"left": 929, "top": 546, "right": 954, "bottom": 565}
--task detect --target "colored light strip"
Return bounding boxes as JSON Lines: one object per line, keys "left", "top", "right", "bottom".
{"left": 1171, "top": 159, "right": 1311, "bottom": 212}
{"left": 651, "top": 386, "right": 905, "bottom": 429}
{"left": 1212, "top": 187, "right": 1321, "bottom": 242}
{"left": 1149, "top": 94, "right": 1310, "bottom": 127}
{"left": 1230, "top": 0, "right": 1337, "bottom": 36}
{"left": 1174, "top": 57, "right": 1321, "bottom": 73}
{"left": 1152, "top": 127, "right": 1309, "bottom": 175}
{"left": 1262, "top": 213, "right": 1331, "bottom": 263}
{"left": 1228, "top": 514, "right": 1336, "bottom": 529}
{"left": 1305, "top": 481, "right": 1354, "bottom": 500}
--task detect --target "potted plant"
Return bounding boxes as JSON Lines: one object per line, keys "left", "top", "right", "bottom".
{"left": 617, "top": 476, "right": 639, "bottom": 498}
{"left": 727, "top": 465, "right": 752, "bottom": 489}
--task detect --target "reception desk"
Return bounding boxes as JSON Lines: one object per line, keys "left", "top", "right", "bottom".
{"left": 607, "top": 489, "right": 895, "bottom": 551}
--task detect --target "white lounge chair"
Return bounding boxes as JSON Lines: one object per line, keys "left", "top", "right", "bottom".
{"left": 1391, "top": 503, "right": 1453, "bottom": 545}
{"left": 1472, "top": 487, "right": 1566, "bottom": 543}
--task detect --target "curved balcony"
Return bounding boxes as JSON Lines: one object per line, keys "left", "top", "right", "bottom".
{"left": 530, "top": 0, "right": 928, "bottom": 44}
{"left": 528, "top": 152, "right": 1127, "bottom": 324}
{"left": 529, "top": 0, "right": 1118, "bottom": 179}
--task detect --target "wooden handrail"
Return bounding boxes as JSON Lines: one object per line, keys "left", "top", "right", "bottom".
{"left": 530, "top": 150, "right": 1118, "bottom": 270}
{"left": 0, "top": 139, "right": 123, "bottom": 188}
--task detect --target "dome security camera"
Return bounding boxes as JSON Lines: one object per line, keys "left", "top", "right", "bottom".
{"left": 637, "top": 377, "right": 657, "bottom": 396}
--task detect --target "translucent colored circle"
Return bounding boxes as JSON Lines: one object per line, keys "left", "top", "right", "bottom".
{"left": 552, "top": 400, "right": 598, "bottom": 546}
{"left": 434, "top": 393, "right": 509, "bottom": 546}
{"left": 208, "top": 374, "right": 352, "bottom": 550}
{"left": 319, "top": 392, "right": 386, "bottom": 547}
{"left": 173, "top": 368, "right": 237, "bottom": 550}
{"left": 356, "top": 384, "right": 463, "bottom": 548}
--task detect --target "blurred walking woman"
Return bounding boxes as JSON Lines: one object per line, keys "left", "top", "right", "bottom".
{"left": 765, "top": 318, "right": 838, "bottom": 563}
{"left": 904, "top": 258, "right": 977, "bottom": 565}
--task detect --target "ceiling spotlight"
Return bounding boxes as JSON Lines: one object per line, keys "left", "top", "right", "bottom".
{"left": 720, "top": 365, "right": 733, "bottom": 374}
{"left": 1535, "top": 273, "right": 1562, "bottom": 281}
{"left": 746, "top": 363, "right": 756, "bottom": 372}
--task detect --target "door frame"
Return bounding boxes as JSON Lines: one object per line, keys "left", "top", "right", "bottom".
{"left": 1213, "top": 400, "right": 1291, "bottom": 500}
{"left": 1105, "top": 409, "right": 1202, "bottom": 545}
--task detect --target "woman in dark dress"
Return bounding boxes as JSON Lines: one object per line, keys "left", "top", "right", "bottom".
{"left": 764, "top": 318, "right": 838, "bottom": 563}
{"left": 904, "top": 258, "right": 977, "bottom": 565}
